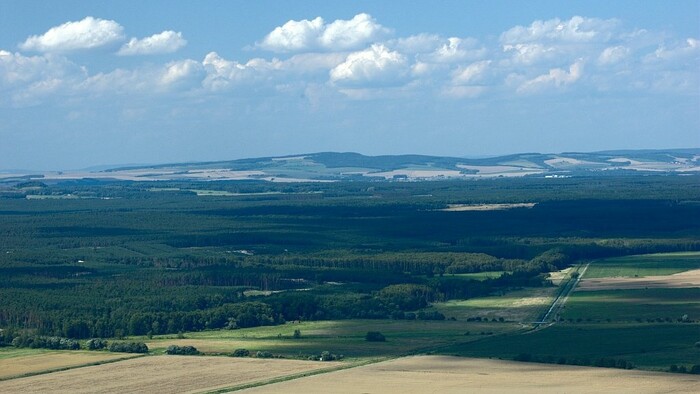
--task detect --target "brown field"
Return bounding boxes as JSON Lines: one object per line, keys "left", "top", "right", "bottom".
{"left": 0, "top": 355, "right": 335, "bottom": 393}
{"left": 577, "top": 269, "right": 700, "bottom": 291}
{"left": 240, "top": 356, "right": 700, "bottom": 394}
{"left": 0, "top": 351, "right": 138, "bottom": 380}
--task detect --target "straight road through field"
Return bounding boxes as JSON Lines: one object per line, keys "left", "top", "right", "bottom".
{"left": 535, "top": 263, "right": 589, "bottom": 325}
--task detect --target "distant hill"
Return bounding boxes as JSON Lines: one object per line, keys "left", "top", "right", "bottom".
{"left": 2, "top": 149, "right": 699, "bottom": 183}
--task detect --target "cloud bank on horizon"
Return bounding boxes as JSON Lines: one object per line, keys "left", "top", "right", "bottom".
{"left": 3, "top": 13, "right": 698, "bottom": 105}
{"left": 0, "top": 7, "right": 698, "bottom": 170}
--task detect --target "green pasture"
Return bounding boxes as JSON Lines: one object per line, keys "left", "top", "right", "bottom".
{"left": 142, "top": 319, "right": 518, "bottom": 360}
{"left": 563, "top": 288, "right": 700, "bottom": 322}
{"left": 583, "top": 252, "right": 700, "bottom": 278}
{"left": 441, "top": 323, "right": 700, "bottom": 370}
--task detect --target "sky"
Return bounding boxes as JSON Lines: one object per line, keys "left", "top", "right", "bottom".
{"left": 1, "top": 1, "right": 699, "bottom": 170}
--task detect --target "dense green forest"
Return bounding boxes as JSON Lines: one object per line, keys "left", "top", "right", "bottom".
{"left": 1, "top": 176, "right": 698, "bottom": 341}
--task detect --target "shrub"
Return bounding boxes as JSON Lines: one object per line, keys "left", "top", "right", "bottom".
{"left": 12, "top": 336, "right": 80, "bottom": 350}
{"left": 690, "top": 365, "right": 700, "bottom": 374}
{"left": 108, "top": 342, "right": 149, "bottom": 353}
{"left": 165, "top": 345, "right": 199, "bottom": 355}
{"left": 293, "top": 329, "right": 301, "bottom": 339}
{"left": 86, "top": 338, "right": 108, "bottom": 350}
{"left": 231, "top": 348, "right": 250, "bottom": 357}
{"left": 310, "top": 351, "right": 343, "bottom": 361}
{"left": 365, "top": 331, "right": 386, "bottom": 342}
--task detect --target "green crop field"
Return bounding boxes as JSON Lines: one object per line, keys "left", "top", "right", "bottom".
{"left": 139, "top": 319, "right": 518, "bottom": 360}
{"left": 441, "top": 323, "right": 700, "bottom": 370}
{"left": 563, "top": 288, "right": 700, "bottom": 322}
{"left": 583, "top": 252, "right": 700, "bottom": 278}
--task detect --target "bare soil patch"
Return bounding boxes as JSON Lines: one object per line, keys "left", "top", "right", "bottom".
{"left": 0, "top": 351, "right": 136, "bottom": 380}
{"left": 0, "top": 355, "right": 335, "bottom": 393}
{"left": 577, "top": 269, "right": 700, "bottom": 291}
{"left": 240, "top": 355, "right": 700, "bottom": 394}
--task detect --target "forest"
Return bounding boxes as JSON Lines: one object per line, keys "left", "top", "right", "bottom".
{"left": 0, "top": 175, "right": 699, "bottom": 342}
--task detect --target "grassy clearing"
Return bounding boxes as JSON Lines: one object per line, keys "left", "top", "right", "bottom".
{"left": 450, "top": 271, "right": 507, "bottom": 280}
{"left": 0, "top": 349, "right": 138, "bottom": 380}
{"left": 434, "top": 287, "right": 556, "bottom": 322}
{"left": 440, "top": 323, "right": 700, "bottom": 370}
{"left": 584, "top": 252, "right": 700, "bottom": 278}
{"left": 143, "top": 319, "right": 517, "bottom": 360}
{"left": 564, "top": 288, "right": 700, "bottom": 322}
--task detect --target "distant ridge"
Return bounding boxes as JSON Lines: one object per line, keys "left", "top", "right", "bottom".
{"left": 2, "top": 148, "right": 699, "bottom": 184}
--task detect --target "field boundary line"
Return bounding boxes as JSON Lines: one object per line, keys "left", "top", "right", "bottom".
{"left": 205, "top": 357, "right": 391, "bottom": 393}
{"left": 0, "top": 353, "right": 144, "bottom": 382}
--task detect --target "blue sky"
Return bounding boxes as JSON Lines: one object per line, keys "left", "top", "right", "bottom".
{"left": 1, "top": 1, "right": 698, "bottom": 170}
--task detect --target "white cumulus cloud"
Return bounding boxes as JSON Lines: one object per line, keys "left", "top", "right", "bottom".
{"left": 501, "top": 16, "right": 619, "bottom": 45}
{"left": 329, "top": 44, "right": 407, "bottom": 86}
{"left": 517, "top": 60, "right": 584, "bottom": 93}
{"left": 451, "top": 60, "right": 491, "bottom": 85}
{"left": 598, "top": 45, "right": 630, "bottom": 65}
{"left": 20, "top": 17, "right": 124, "bottom": 52}
{"left": 259, "top": 13, "right": 389, "bottom": 52}
{"left": 118, "top": 31, "right": 187, "bottom": 56}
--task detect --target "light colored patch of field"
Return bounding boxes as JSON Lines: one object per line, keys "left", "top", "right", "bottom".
{"left": 441, "top": 203, "right": 535, "bottom": 211}
{"left": 435, "top": 287, "right": 555, "bottom": 322}
{"left": 0, "top": 350, "right": 137, "bottom": 380}
{"left": 368, "top": 169, "right": 464, "bottom": 179}
{"left": 545, "top": 157, "right": 589, "bottom": 166}
{"left": 577, "top": 269, "right": 700, "bottom": 291}
{"left": 239, "top": 355, "right": 700, "bottom": 394}
{"left": 548, "top": 267, "right": 574, "bottom": 286}
{"left": 0, "top": 355, "right": 334, "bottom": 393}
{"left": 25, "top": 194, "right": 81, "bottom": 200}
{"left": 457, "top": 164, "right": 544, "bottom": 177}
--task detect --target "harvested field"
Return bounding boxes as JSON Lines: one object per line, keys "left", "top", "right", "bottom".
{"left": 0, "top": 355, "right": 335, "bottom": 393}
{"left": 440, "top": 203, "right": 535, "bottom": 211}
{"left": 577, "top": 269, "right": 700, "bottom": 291}
{"left": 0, "top": 351, "right": 137, "bottom": 380}
{"left": 240, "top": 355, "right": 700, "bottom": 394}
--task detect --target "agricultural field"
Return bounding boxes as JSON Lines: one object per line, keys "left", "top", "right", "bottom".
{"left": 0, "top": 355, "right": 336, "bottom": 393}
{"left": 581, "top": 252, "right": 700, "bottom": 279}
{"left": 143, "top": 319, "right": 517, "bottom": 360}
{"left": 434, "top": 287, "right": 556, "bottom": 322}
{"left": 442, "top": 323, "right": 699, "bottom": 371}
{"left": 0, "top": 348, "right": 138, "bottom": 380}
{"left": 239, "top": 356, "right": 700, "bottom": 394}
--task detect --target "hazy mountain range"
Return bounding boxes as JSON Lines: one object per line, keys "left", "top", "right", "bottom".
{"left": 2, "top": 149, "right": 699, "bottom": 184}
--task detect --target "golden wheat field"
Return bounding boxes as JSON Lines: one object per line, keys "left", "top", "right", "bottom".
{"left": 0, "top": 355, "right": 336, "bottom": 393}
{"left": 239, "top": 356, "right": 700, "bottom": 394}
{"left": 0, "top": 351, "right": 138, "bottom": 380}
